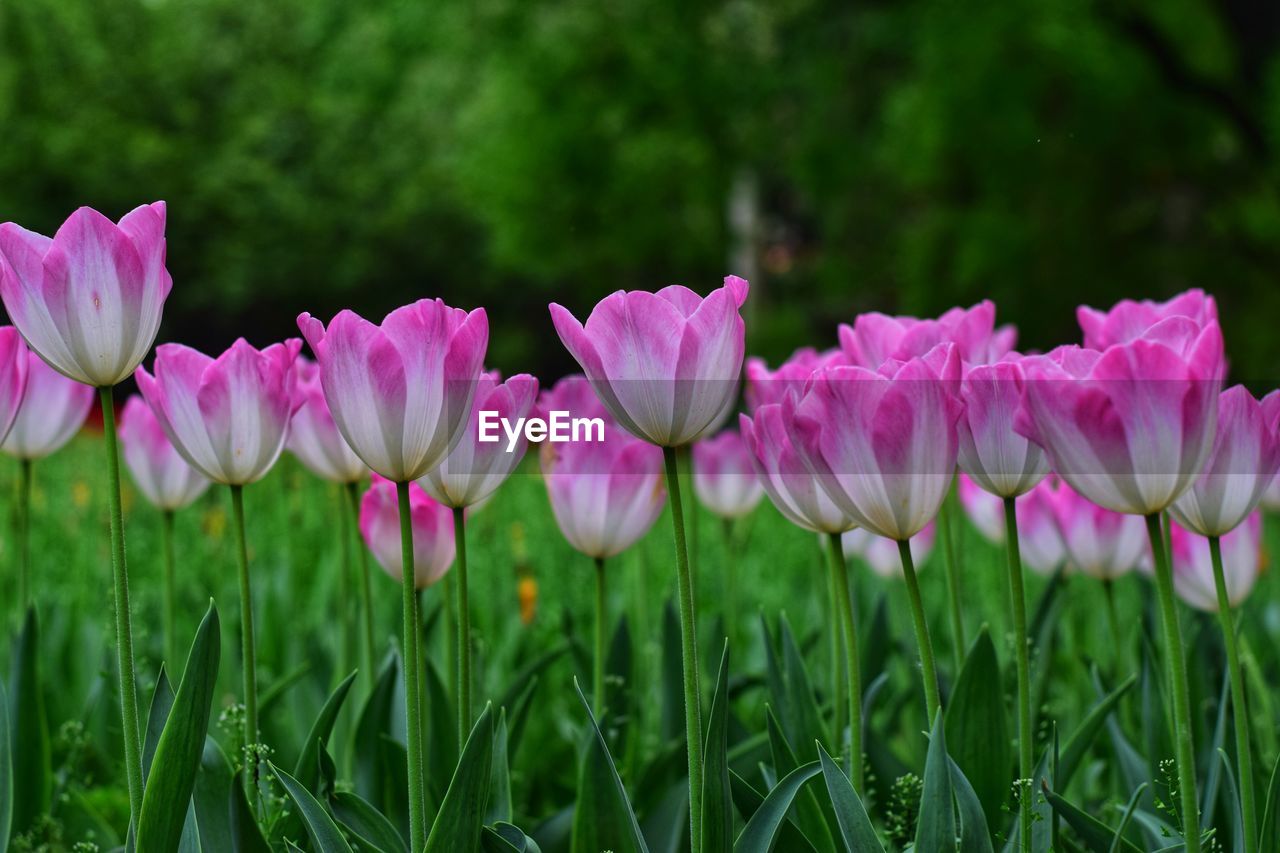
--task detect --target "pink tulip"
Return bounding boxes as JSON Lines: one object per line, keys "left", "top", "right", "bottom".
{"left": 785, "top": 343, "right": 963, "bottom": 540}
{"left": 1050, "top": 483, "right": 1148, "bottom": 579}
{"left": 360, "top": 474, "right": 455, "bottom": 588}
{"left": 532, "top": 373, "right": 611, "bottom": 425}
{"left": 1167, "top": 386, "right": 1280, "bottom": 537}
{"left": 0, "top": 203, "right": 171, "bottom": 387}
{"left": 118, "top": 395, "right": 211, "bottom": 510}
{"left": 838, "top": 300, "right": 1016, "bottom": 369}
{"left": 1078, "top": 289, "right": 1218, "bottom": 352}
{"left": 297, "top": 300, "right": 488, "bottom": 482}
{"left": 549, "top": 276, "right": 749, "bottom": 446}
{"left": 0, "top": 327, "right": 30, "bottom": 445}
{"left": 287, "top": 357, "right": 366, "bottom": 484}
{"left": 1, "top": 347, "right": 94, "bottom": 459}
{"left": 957, "top": 358, "right": 1050, "bottom": 498}
{"left": 1015, "top": 318, "right": 1224, "bottom": 515}
{"left": 739, "top": 406, "right": 853, "bottom": 534}
{"left": 744, "top": 347, "right": 845, "bottom": 412}
{"left": 842, "top": 522, "right": 936, "bottom": 579}
{"left": 135, "top": 338, "right": 302, "bottom": 485}
{"left": 957, "top": 474, "right": 1066, "bottom": 574}
{"left": 418, "top": 371, "right": 539, "bottom": 509}
{"left": 691, "top": 430, "right": 764, "bottom": 519}
{"left": 539, "top": 408, "right": 666, "bottom": 559}
{"left": 1170, "top": 513, "right": 1263, "bottom": 612}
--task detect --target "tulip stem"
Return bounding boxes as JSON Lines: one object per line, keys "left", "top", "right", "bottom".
{"left": 938, "top": 495, "right": 966, "bottom": 670}
{"left": 1144, "top": 513, "right": 1200, "bottom": 853}
{"left": 336, "top": 486, "right": 353, "bottom": 678}
{"left": 397, "top": 481, "right": 428, "bottom": 852}
{"left": 1102, "top": 579, "right": 1124, "bottom": 673}
{"left": 826, "top": 533, "right": 865, "bottom": 792}
{"left": 897, "top": 537, "right": 941, "bottom": 722}
{"left": 98, "top": 386, "right": 144, "bottom": 829}
{"left": 825, "top": 541, "right": 847, "bottom": 762}
{"left": 722, "top": 518, "right": 738, "bottom": 647}
{"left": 344, "top": 481, "right": 378, "bottom": 687}
{"left": 1003, "top": 497, "right": 1033, "bottom": 853}
{"left": 452, "top": 506, "right": 473, "bottom": 747}
{"left": 229, "top": 485, "right": 261, "bottom": 804}
{"left": 16, "top": 457, "right": 31, "bottom": 608}
{"left": 162, "top": 509, "right": 176, "bottom": 668}
{"left": 663, "top": 446, "right": 704, "bottom": 853}
{"left": 594, "top": 557, "right": 607, "bottom": 715}
{"left": 1210, "top": 534, "right": 1257, "bottom": 853}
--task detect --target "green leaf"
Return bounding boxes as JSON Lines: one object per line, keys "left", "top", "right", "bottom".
{"left": 729, "top": 770, "right": 819, "bottom": 853}
{"left": 425, "top": 656, "right": 458, "bottom": 807}
{"left": 487, "top": 708, "right": 513, "bottom": 825}
{"left": 764, "top": 708, "right": 835, "bottom": 851}
{"left": 1060, "top": 673, "right": 1136, "bottom": 787}
{"left": 1042, "top": 788, "right": 1142, "bottom": 852}
{"left": 944, "top": 626, "right": 1010, "bottom": 833}
{"left": 817, "top": 743, "right": 883, "bottom": 852}
{"left": 142, "top": 666, "right": 175, "bottom": 782}
{"left": 701, "top": 642, "right": 733, "bottom": 853}
{"left": 230, "top": 771, "right": 272, "bottom": 853}
{"left": 192, "top": 737, "right": 234, "bottom": 853}
{"left": 258, "top": 662, "right": 312, "bottom": 716}
{"left": 915, "top": 711, "right": 956, "bottom": 853}
{"left": 7, "top": 606, "right": 50, "bottom": 833}
{"left": 570, "top": 677, "right": 649, "bottom": 853}
{"left": 734, "top": 761, "right": 822, "bottom": 852}
{"left": 1260, "top": 751, "right": 1280, "bottom": 852}
{"left": 426, "top": 703, "right": 498, "bottom": 853}
{"left": 331, "top": 790, "right": 408, "bottom": 853}
{"left": 1217, "top": 749, "right": 1244, "bottom": 853}
{"left": 947, "top": 757, "right": 993, "bottom": 853}
{"left": 1111, "top": 783, "right": 1149, "bottom": 853}
{"left": 294, "top": 670, "right": 358, "bottom": 791}
{"left": 482, "top": 821, "right": 543, "bottom": 853}
{"left": 137, "top": 603, "right": 222, "bottom": 853}
{"left": 660, "top": 601, "right": 685, "bottom": 742}
{"left": 0, "top": 680, "right": 10, "bottom": 852}
{"left": 354, "top": 650, "right": 401, "bottom": 808}
{"left": 778, "top": 614, "right": 828, "bottom": 761}
{"left": 270, "top": 762, "right": 354, "bottom": 852}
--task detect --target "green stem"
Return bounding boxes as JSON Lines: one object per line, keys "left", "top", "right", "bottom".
{"left": 229, "top": 485, "right": 260, "bottom": 802}
{"left": 722, "top": 517, "right": 738, "bottom": 647}
{"left": 663, "top": 446, "right": 704, "bottom": 853}
{"left": 162, "top": 509, "right": 176, "bottom": 668}
{"left": 98, "top": 386, "right": 144, "bottom": 829}
{"left": 826, "top": 533, "right": 865, "bottom": 792}
{"left": 1003, "top": 498, "right": 1033, "bottom": 853}
{"left": 594, "top": 557, "right": 607, "bottom": 715}
{"left": 1210, "top": 535, "right": 1257, "bottom": 853}
{"left": 825, "top": 541, "right": 847, "bottom": 763}
{"left": 897, "top": 537, "right": 941, "bottom": 722}
{"left": 336, "top": 486, "right": 353, "bottom": 678}
{"left": 397, "top": 481, "right": 427, "bottom": 851}
{"left": 452, "top": 506, "right": 473, "bottom": 747}
{"left": 344, "top": 481, "right": 378, "bottom": 686}
{"left": 1102, "top": 579, "right": 1124, "bottom": 674}
{"left": 17, "top": 457, "right": 30, "bottom": 607}
{"left": 1144, "top": 513, "right": 1200, "bottom": 852}
{"left": 938, "top": 496, "right": 966, "bottom": 670}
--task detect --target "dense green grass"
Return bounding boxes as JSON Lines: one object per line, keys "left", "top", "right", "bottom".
{"left": 5, "top": 431, "right": 1280, "bottom": 850}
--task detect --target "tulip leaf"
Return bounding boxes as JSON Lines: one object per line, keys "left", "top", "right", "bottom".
{"left": 729, "top": 770, "right": 820, "bottom": 852}
{"left": 734, "top": 761, "right": 822, "bottom": 852}
{"left": 1042, "top": 787, "right": 1143, "bottom": 852}
{"left": 764, "top": 707, "right": 835, "bottom": 850}
{"left": 270, "top": 762, "right": 354, "bottom": 852}
{"left": 426, "top": 702, "right": 497, "bottom": 852}
{"left": 1261, "top": 751, "right": 1280, "bottom": 853}
{"left": 569, "top": 679, "right": 649, "bottom": 853}
{"left": 816, "top": 743, "right": 883, "bottom": 852}
{"left": 137, "top": 602, "right": 222, "bottom": 853}
{"left": 425, "top": 655, "right": 458, "bottom": 807}
{"left": 142, "top": 665, "right": 175, "bottom": 781}
{"left": 7, "top": 606, "right": 50, "bottom": 834}
{"left": 354, "top": 650, "right": 401, "bottom": 807}
{"left": 1217, "top": 749, "right": 1245, "bottom": 853}
{"left": 778, "top": 614, "right": 828, "bottom": 762}
{"left": 948, "top": 757, "right": 993, "bottom": 853}
{"left": 482, "top": 821, "right": 543, "bottom": 853}
{"left": 945, "top": 626, "right": 1010, "bottom": 832}
{"left": 660, "top": 600, "right": 685, "bottom": 742}
{"left": 0, "top": 679, "right": 10, "bottom": 852}
{"left": 192, "top": 737, "right": 235, "bottom": 853}
{"left": 701, "top": 642, "right": 733, "bottom": 853}
{"left": 915, "top": 711, "right": 956, "bottom": 853}
{"left": 331, "top": 790, "right": 408, "bottom": 853}
{"left": 294, "top": 669, "right": 357, "bottom": 790}
{"left": 1060, "top": 673, "right": 1136, "bottom": 787}
{"left": 487, "top": 708, "right": 513, "bottom": 825}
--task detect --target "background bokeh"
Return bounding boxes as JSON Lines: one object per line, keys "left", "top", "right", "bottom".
{"left": 3, "top": 0, "right": 1279, "bottom": 378}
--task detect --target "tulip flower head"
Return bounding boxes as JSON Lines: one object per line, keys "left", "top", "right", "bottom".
{"left": 744, "top": 347, "right": 845, "bottom": 413}
{"left": 838, "top": 300, "right": 1015, "bottom": 369}
{"left": 1166, "top": 386, "right": 1280, "bottom": 538}
{"left": 360, "top": 474, "right": 455, "bottom": 588}
{"left": 118, "top": 395, "right": 211, "bottom": 510}
{"left": 785, "top": 343, "right": 963, "bottom": 540}
{"left": 1015, "top": 318, "right": 1224, "bottom": 515}
{"left": 1078, "top": 289, "right": 1218, "bottom": 352}
{"left": 957, "top": 474, "right": 1065, "bottom": 574}
{"left": 549, "top": 276, "right": 749, "bottom": 447}
{"left": 418, "top": 371, "right": 539, "bottom": 509}
{"left": 0, "top": 203, "right": 172, "bottom": 387}
{"left": 0, "top": 327, "right": 30, "bottom": 445}
{"left": 136, "top": 338, "right": 302, "bottom": 486}
{"left": 1170, "top": 512, "right": 1263, "bottom": 612}
{"left": 842, "top": 522, "right": 936, "bottom": 579}
{"left": 691, "top": 430, "right": 764, "bottom": 519}
{"left": 298, "top": 300, "right": 489, "bottom": 482}
{"left": 287, "top": 357, "right": 367, "bottom": 484}
{"left": 1050, "top": 483, "right": 1148, "bottom": 579}
{"left": 739, "top": 406, "right": 854, "bottom": 534}
{"left": 539, "top": 377, "right": 666, "bottom": 558}
{"left": 957, "top": 358, "right": 1050, "bottom": 498}
{"left": 2, "top": 347, "right": 94, "bottom": 460}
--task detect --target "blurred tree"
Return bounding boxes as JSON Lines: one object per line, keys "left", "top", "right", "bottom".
{"left": 1, "top": 0, "right": 1278, "bottom": 379}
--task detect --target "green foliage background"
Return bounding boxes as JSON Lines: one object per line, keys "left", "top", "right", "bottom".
{"left": 4, "top": 0, "right": 1280, "bottom": 375}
